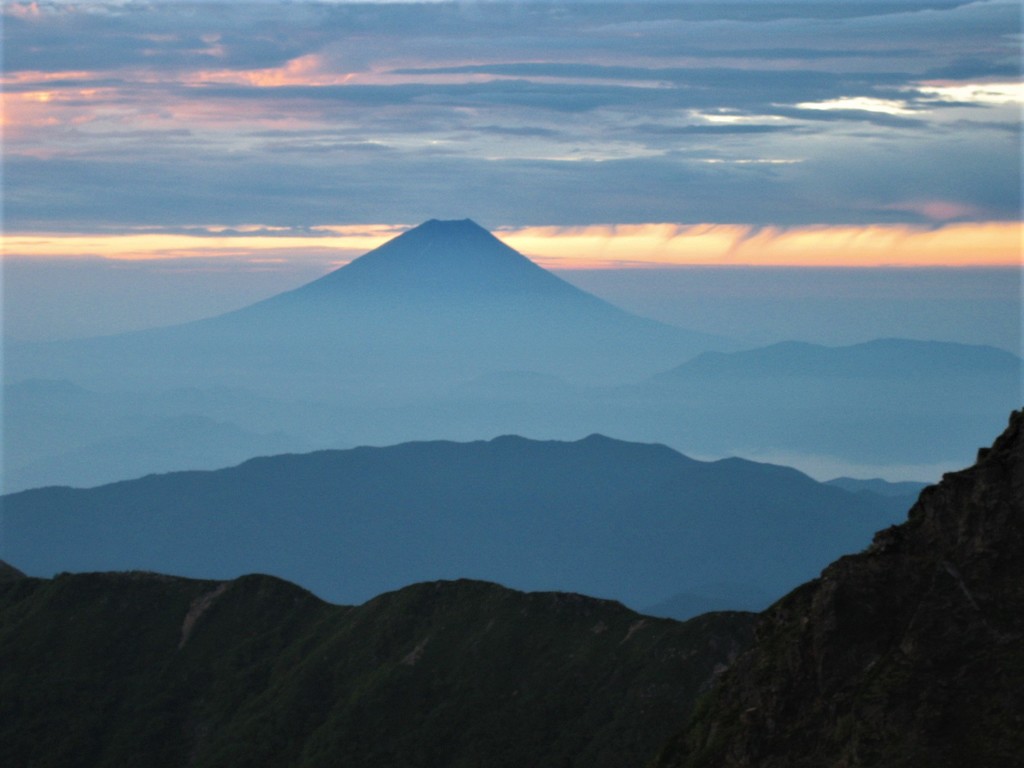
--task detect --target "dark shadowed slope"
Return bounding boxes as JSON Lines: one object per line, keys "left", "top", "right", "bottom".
{"left": 656, "top": 410, "right": 1024, "bottom": 768}
{"left": 0, "top": 434, "right": 909, "bottom": 615}
{"left": 4, "top": 219, "right": 726, "bottom": 394}
{"left": 0, "top": 571, "right": 753, "bottom": 768}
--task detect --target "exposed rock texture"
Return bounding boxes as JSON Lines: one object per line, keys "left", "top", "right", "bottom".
{"left": 657, "top": 410, "right": 1024, "bottom": 768}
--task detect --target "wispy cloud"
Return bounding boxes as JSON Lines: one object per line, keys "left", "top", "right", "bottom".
{"left": 5, "top": 221, "right": 1019, "bottom": 269}
{"left": 2, "top": 0, "right": 1019, "bottom": 231}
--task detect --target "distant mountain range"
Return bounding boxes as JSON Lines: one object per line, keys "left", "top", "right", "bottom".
{"left": 2, "top": 413, "right": 1020, "bottom": 767}
{"left": 4, "top": 219, "right": 724, "bottom": 396}
{"left": 0, "top": 434, "right": 912, "bottom": 616}
{"left": 3, "top": 220, "right": 1018, "bottom": 491}
{"left": 652, "top": 337, "right": 1020, "bottom": 381}
{"left": 4, "top": 218, "right": 1018, "bottom": 765}
{"left": 824, "top": 476, "right": 929, "bottom": 498}
{"left": 4, "top": 336, "right": 1017, "bottom": 492}
{"left": 622, "top": 337, "right": 1021, "bottom": 466}
{"left": 2, "top": 378, "right": 331, "bottom": 493}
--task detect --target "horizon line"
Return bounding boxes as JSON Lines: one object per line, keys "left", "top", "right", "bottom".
{"left": 2, "top": 220, "right": 1020, "bottom": 269}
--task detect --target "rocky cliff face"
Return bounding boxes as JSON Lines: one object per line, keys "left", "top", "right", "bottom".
{"left": 657, "top": 409, "right": 1024, "bottom": 768}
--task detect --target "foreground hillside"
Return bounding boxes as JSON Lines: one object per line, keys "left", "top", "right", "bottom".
{"left": 0, "top": 570, "right": 752, "bottom": 768}
{"left": 2, "top": 414, "right": 1019, "bottom": 766}
{"left": 1, "top": 434, "right": 910, "bottom": 615}
{"left": 656, "top": 409, "right": 1024, "bottom": 767}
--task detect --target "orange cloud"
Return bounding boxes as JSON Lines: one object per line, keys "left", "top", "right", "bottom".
{"left": 1, "top": 71, "right": 120, "bottom": 146}
{"left": 500, "top": 222, "right": 1023, "bottom": 269}
{"left": 2, "top": 222, "right": 1020, "bottom": 269}
{"left": 193, "top": 55, "right": 356, "bottom": 87}
{"left": 0, "top": 227, "right": 402, "bottom": 265}
{"left": 5, "top": 2, "right": 41, "bottom": 19}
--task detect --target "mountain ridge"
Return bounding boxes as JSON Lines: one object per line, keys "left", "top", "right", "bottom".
{"left": 280, "top": 218, "right": 584, "bottom": 300}
{"left": 1, "top": 432, "right": 911, "bottom": 615}
{"left": 3, "top": 413, "right": 1020, "bottom": 766}
{"left": 654, "top": 337, "right": 1021, "bottom": 381}
{"left": 0, "top": 569, "right": 755, "bottom": 768}
{"left": 656, "top": 409, "right": 1024, "bottom": 767}
{"left": 3, "top": 219, "right": 727, "bottom": 394}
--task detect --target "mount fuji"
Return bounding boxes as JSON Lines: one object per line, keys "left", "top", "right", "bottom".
{"left": 3, "top": 221, "right": 1018, "bottom": 492}
{"left": 5, "top": 219, "right": 727, "bottom": 397}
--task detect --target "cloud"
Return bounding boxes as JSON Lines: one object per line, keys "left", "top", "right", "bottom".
{"left": 2, "top": 2, "right": 330, "bottom": 72}
{"left": 2, "top": 0, "right": 1018, "bottom": 230}
{"left": 506, "top": 220, "right": 1023, "bottom": 268}
{"left": 6, "top": 220, "right": 1018, "bottom": 270}
{"left": 628, "top": 123, "right": 803, "bottom": 136}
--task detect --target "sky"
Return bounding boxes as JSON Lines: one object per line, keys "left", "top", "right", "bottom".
{"left": 1, "top": 0, "right": 1022, "bottom": 340}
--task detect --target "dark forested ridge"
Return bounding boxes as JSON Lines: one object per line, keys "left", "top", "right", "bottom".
{"left": 0, "top": 570, "right": 752, "bottom": 768}
{"left": 655, "top": 410, "right": 1024, "bottom": 767}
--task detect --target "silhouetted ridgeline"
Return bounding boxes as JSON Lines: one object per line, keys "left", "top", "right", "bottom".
{"left": 0, "top": 571, "right": 752, "bottom": 768}
{"left": 638, "top": 337, "right": 1020, "bottom": 467}
{"left": 2, "top": 414, "right": 1020, "bottom": 765}
{"left": 656, "top": 410, "right": 1024, "bottom": 767}
{"left": 4, "top": 221, "right": 1018, "bottom": 491}
{"left": 4, "top": 219, "right": 723, "bottom": 396}
{"left": 1, "top": 434, "right": 910, "bottom": 616}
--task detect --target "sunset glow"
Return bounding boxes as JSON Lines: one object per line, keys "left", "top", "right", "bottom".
{"left": 2, "top": 0, "right": 1021, "bottom": 501}
{"left": 506, "top": 223, "right": 1023, "bottom": 268}
{"left": 2, "top": 1, "right": 1019, "bottom": 340}
{"left": 4, "top": 222, "right": 1020, "bottom": 270}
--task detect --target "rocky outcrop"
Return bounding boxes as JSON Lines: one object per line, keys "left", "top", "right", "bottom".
{"left": 657, "top": 410, "right": 1024, "bottom": 768}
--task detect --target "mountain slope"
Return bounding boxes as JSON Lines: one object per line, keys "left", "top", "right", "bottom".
{"left": 4, "top": 220, "right": 725, "bottom": 394}
{"left": 825, "top": 476, "right": 928, "bottom": 498}
{"left": 656, "top": 409, "right": 1024, "bottom": 767}
{"left": 0, "top": 434, "right": 910, "bottom": 614}
{"left": 654, "top": 338, "right": 1020, "bottom": 381}
{"left": 6, "top": 412, "right": 308, "bottom": 493}
{"left": 6, "top": 225, "right": 1010, "bottom": 487}
{"left": 262, "top": 218, "right": 599, "bottom": 303}
{"left": 0, "top": 571, "right": 753, "bottom": 768}
{"left": 630, "top": 337, "right": 1021, "bottom": 467}
{"left": 1, "top": 378, "right": 336, "bottom": 494}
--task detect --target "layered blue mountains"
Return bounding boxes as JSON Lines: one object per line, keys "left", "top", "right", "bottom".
{"left": 3, "top": 219, "right": 1020, "bottom": 764}
{"left": 3, "top": 219, "right": 1018, "bottom": 492}
{"left": 3, "top": 433, "right": 913, "bottom": 617}
{"left": 4, "top": 219, "right": 721, "bottom": 395}
{"left": 2, "top": 413, "right": 1021, "bottom": 767}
